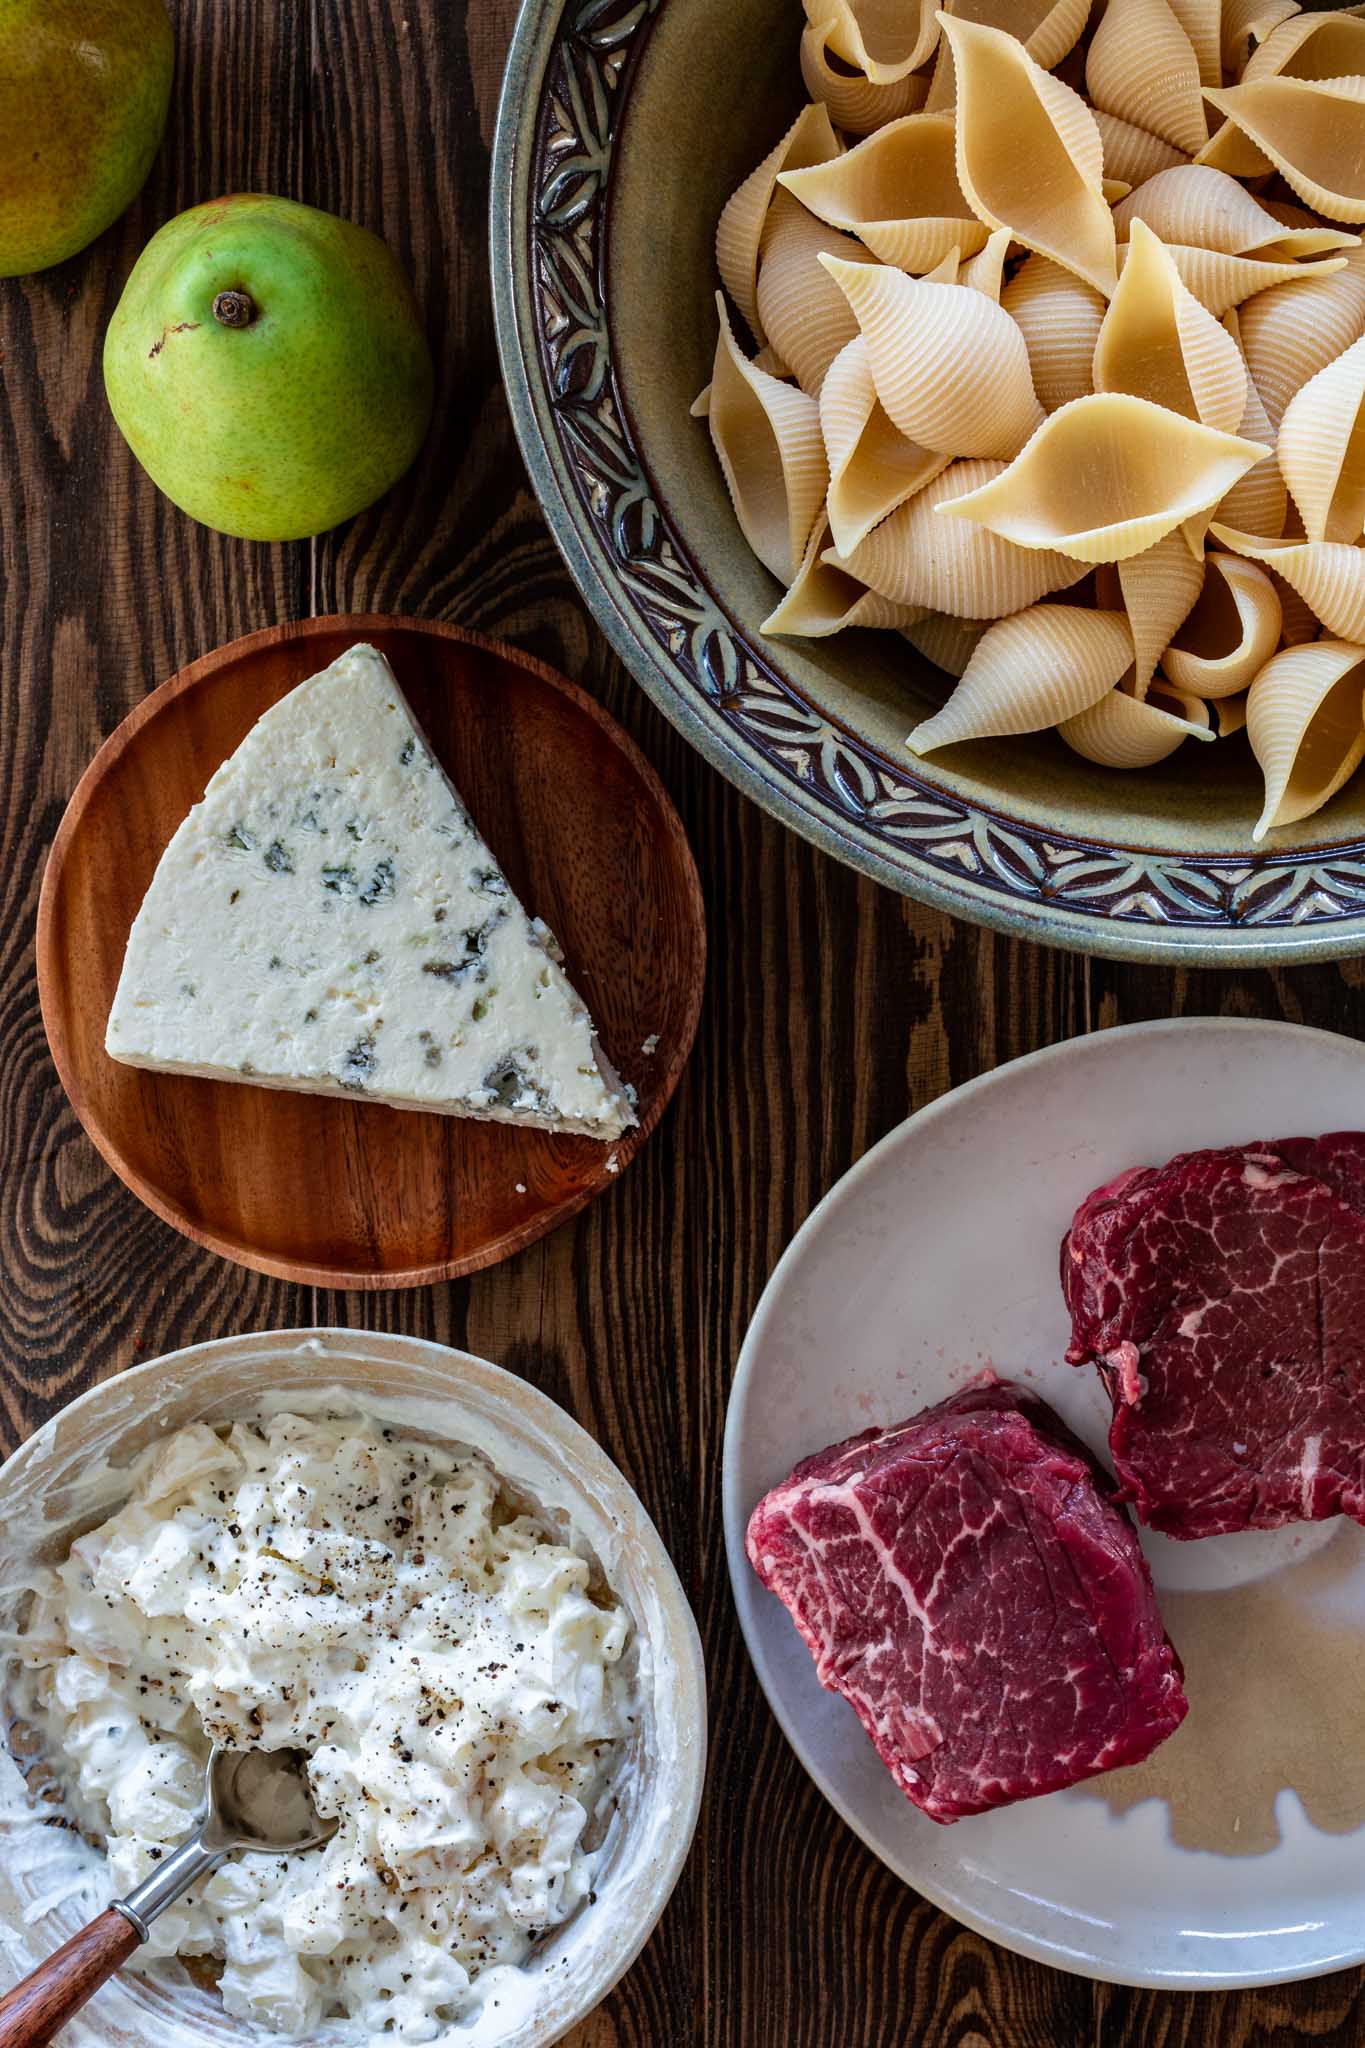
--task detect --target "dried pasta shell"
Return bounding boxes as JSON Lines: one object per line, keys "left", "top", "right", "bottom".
{"left": 960, "top": 226, "right": 1011, "bottom": 302}
{"left": 1093, "top": 109, "right": 1189, "bottom": 187}
{"left": 1168, "top": 0, "right": 1222, "bottom": 88}
{"left": 903, "top": 612, "right": 990, "bottom": 675}
{"left": 1112, "top": 164, "right": 1342, "bottom": 259}
{"left": 779, "top": 113, "right": 988, "bottom": 273}
{"left": 1246, "top": 640, "right": 1365, "bottom": 837}
{"left": 940, "top": 13, "right": 1118, "bottom": 297}
{"left": 1219, "top": 0, "right": 1299, "bottom": 76}
{"left": 1276, "top": 332, "right": 1365, "bottom": 545}
{"left": 820, "top": 0, "right": 941, "bottom": 84}
{"left": 1118, "top": 240, "right": 1346, "bottom": 319}
{"left": 820, "top": 334, "right": 950, "bottom": 553}
{"left": 907, "top": 606, "right": 1135, "bottom": 753}
{"left": 1238, "top": 265, "right": 1365, "bottom": 431}
{"left": 836, "top": 458, "right": 1091, "bottom": 615}
{"left": 1161, "top": 553, "right": 1283, "bottom": 695}
{"left": 1060, "top": 684, "right": 1213, "bottom": 764}
{"left": 1212, "top": 693, "right": 1248, "bottom": 737}
{"left": 763, "top": 518, "right": 928, "bottom": 636}
{"left": 800, "top": 20, "right": 930, "bottom": 133}
{"left": 1193, "top": 123, "right": 1275, "bottom": 181}
{"left": 821, "top": 255, "right": 1044, "bottom": 457}
{"left": 1086, "top": 0, "right": 1207, "bottom": 157}
{"left": 756, "top": 193, "right": 876, "bottom": 396}
{"left": 927, "top": 0, "right": 1091, "bottom": 107}
{"left": 1242, "top": 10, "right": 1365, "bottom": 86}
{"left": 717, "top": 104, "right": 842, "bottom": 342}
{"left": 1211, "top": 525, "right": 1365, "bottom": 642}
{"left": 1117, "top": 530, "right": 1206, "bottom": 696}
{"left": 704, "top": 292, "right": 828, "bottom": 581}
{"left": 940, "top": 395, "right": 1269, "bottom": 563}
{"left": 1215, "top": 308, "right": 1286, "bottom": 538}
{"left": 1094, "top": 220, "right": 1247, "bottom": 433}
{"left": 1000, "top": 255, "right": 1106, "bottom": 413}
{"left": 1204, "top": 78, "right": 1365, "bottom": 226}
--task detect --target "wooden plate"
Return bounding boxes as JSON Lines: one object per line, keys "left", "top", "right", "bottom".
{"left": 37, "top": 616, "right": 705, "bottom": 1288}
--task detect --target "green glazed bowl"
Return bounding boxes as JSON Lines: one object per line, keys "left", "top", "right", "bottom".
{"left": 491, "top": 0, "right": 1365, "bottom": 964}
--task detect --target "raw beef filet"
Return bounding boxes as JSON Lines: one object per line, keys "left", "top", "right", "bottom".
{"left": 745, "top": 1379, "right": 1187, "bottom": 1823}
{"left": 1063, "top": 1132, "right": 1365, "bottom": 1540}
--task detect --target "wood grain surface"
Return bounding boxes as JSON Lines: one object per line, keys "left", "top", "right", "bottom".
{"left": 2, "top": 3, "right": 1363, "bottom": 2044}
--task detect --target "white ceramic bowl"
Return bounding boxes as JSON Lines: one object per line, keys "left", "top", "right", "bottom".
{"left": 0, "top": 1330, "right": 707, "bottom": 2048}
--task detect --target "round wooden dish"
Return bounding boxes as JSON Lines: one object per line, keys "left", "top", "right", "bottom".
{"left": 37, "top": 616, "right": 705, "bottom": 1288}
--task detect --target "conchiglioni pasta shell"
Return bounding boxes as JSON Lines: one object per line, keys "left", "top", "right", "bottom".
{"left": 1211, "top": 693, "right": 1248, "bottom": 736}
{"left": 1215, "top": 309, "right": 1287, "bottom": 537}
{"left": 837, "top": 458, "right": 1091, "bottom": 614}
{"left": 1167, "top": 0, "right": 1222, "bottom": 87}
{"left": 1116, "top": 529, "right": 1206, "bottom": 696}
{"left": 779, "top": 113, "right": 988, "bottom": 274}
{"left": 1204, "top": 78, "right": 1365, "bottom": 226}
{"left": 903, "top": 611, "right": 989, "bottom": 675}
{"left": 704, "top": 293, "right": 829, "bottom": 581}
{"left": 907, "top": 605, "right": 1135, "bottom": 753}
{"left": 1219, "top": 0, "right": 1299, "bottom": 75}
{"left": 1276, "top": 331, "right": 1365, "bottom": 544}
{"left": 821, "top": 254, "right": 1044, "bottom": 457}
{"left": 1193, "top": 123, "right": 1275, "bottom": 181}
{"left": 1238, "top": 265, "right": 1365, "bottom": 430}
{"left": 800, "top": 20, "right": 930, "bottom": 133}
{"left": 1161, "top": 552, "right": 1283, "bottom": 695}
{"left": 1211, "top": 524, "right": 1365, "bottom": 641}
{"left": 1112, "top": 165, "right": 1330, "bottom": 258}
{"left": 1250, "top": 196, "right": 1361, "bottom": 264}
{"left": 1118, "top": 240, "right": 1347, "bottom": 318}
{"left": 1085, "top": 0, "right": 1208, "bottom": 156}
{"left": 763, "top": 519, "right": 928, "bottom": 636}
{"left": 1000, "top": 255, "right": 1106, "bottom": 413}
{"left": 819, "top": 334, "right": 950, "bottom": 554}
{"left": 939, "top": 395, "right": 1269, "bottom": 563}
{"left": 926, "top": 0, "right": 1091, "bottom": 107}
{"left": 1093, "top": 220, "right": 1247, "bottom": 432}
{"left": 1093, "top": 110, "right": 1190, "bottom": 187}
{"left": 1060, "top": 684, "right": 1213, "bottom": 764}
{"left": 940, "top": 13, "right": 1118, "bottom": 297}
{"left": 1246, "top": 639, "right": 1365, "bottom": 837}
{"left": 755, "top": 194, "right": 875, "bottom": 396}
{"left": 961, "top": 227, "right": 1011, "bottom": 302}
{"left": 1242, "top": 10, "right": 1365, "bottom": 85}
{"left": 820, "top": 0, "right": 941, "bottom": 84}
{"left": 717, "top": 104, "right": 842, "bottom": 342}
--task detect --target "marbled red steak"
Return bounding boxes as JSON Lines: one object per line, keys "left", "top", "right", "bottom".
{"left": 1063, "top": 1132, "right": 1365, "bottom": 1540}
{"left": 744, "top": 1379, "right": 1187, "bottom": 1823}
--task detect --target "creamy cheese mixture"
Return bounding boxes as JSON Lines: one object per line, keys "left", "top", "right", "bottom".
{"left": 16, "top": 1415, "right": 635, "bottom": 2040}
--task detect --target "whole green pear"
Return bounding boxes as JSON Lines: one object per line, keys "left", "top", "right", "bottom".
{"left": 0, "top": 0, "right": 173, "bottom": 277}
{"left": 103, "top": 195, "right": 435, "bottom": 541}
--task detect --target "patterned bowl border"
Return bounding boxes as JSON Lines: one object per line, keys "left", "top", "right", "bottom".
{"left": 490, "top": 0, "right": 1365, "bottom": 964}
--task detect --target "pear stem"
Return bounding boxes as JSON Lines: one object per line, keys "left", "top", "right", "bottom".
{"left": 212, "top": 289, "right": 256, "bottom": 329}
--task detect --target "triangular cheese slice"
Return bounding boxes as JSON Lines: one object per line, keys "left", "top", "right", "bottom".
{"left": 106, "top": 644, "right": 635, "bottom": 1139}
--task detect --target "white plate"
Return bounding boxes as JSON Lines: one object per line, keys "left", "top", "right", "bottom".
{"left": 724, "top": 1017, "right": 1365, "bottom": 1990}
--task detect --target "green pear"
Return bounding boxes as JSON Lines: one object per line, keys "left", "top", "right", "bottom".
{"left": 0, "top": 0, "right": 173, "bottom": 278}
{"left": 103, "top": 194, "right": 435, "bottom": 541}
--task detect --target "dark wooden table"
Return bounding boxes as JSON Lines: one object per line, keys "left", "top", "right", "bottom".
{"left": 3, "top": 5, "right": 1363, "bottom": 2043}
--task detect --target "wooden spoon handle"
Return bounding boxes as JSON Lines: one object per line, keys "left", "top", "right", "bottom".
{"left": 0, "top": 1907, "right": 141, "bottom": 2048}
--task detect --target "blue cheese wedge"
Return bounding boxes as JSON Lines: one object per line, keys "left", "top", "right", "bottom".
{"left": 106, "top": 644, "right": 636, "bottom": 1139}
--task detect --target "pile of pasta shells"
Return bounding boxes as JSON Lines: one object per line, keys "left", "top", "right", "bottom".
{"left": 695, "top": 0, "right": 1365, "bottom": 838}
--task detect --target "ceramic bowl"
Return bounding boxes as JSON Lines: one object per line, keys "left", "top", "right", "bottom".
{"left": 0, "top": 1330, "right": 706, "bottom": 2048}
{"left": 492, "top": 0, "right": 1365, "bottom": 964}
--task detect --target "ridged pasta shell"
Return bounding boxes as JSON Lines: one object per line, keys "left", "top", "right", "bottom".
{"left": 1168, "top": 0, "right": 1222, "bottom": 88}
{"left": 704, "top": 293, "right": 829, "bottom": 581}
{"left": 1242, "top": 10, "right": 1365, "bottom": 86}
{"left": 903, "top": 612, "right": 990, "bottom": 675}
{"left": 1215, "top": 308, "right": 1287, "bottom": 538}
{"left": 907, "top": 605, "right": 1135, "bottom": 752}
{"left": 1117, "top": 240, "right": 1347, "bottom": 319}
{"left": 925, "top": 0, "right": 1091, "bottom": 108}
{"left": 1212, "top": 693, "right": 1248, "bottom": 737}
{"left": 1276, "top": 332, "right": 1365, "bottom": 544}
{"left": 1219, "top": 0, "right": 1299, "bottom": 75}
{"left": 836, "top": 458, "right": 1091, "bottom": 614}
{"left": 717, "top": 104, "right": 842, "bottom": 342}
{"left": 1204, "top": 78, "right": 1365, "bottom": 226}
{"left": 1086, "top": 0, "right": 1208, "bottom": 157}
{"left": 1193, "top": 123, "right": 1274, "bottom": 181}
{"left": 960, "top": 226, "right": 1011, "bottom": 302}
{"left": 821, "top": 255, "right": 1044, "bottom": 457}
{"left": 1116, "top": 529, "right": 1206, "bottom": 696}
{"left": 940, "top": 395, "right": 1269, "bottom": 563}
{"left": 1060, "top": 684, "right": 1213, "bottom": 764}
{"left": 1112, "top": 164, "right": 1339, "bottom": 259}
{"left": 1093, "top": 109, "right": 1189, "bottom": 187}
{"left": 763, "top": 519, "right": 928, "bottom": 636}
{"left": 755, "top": 194, "right": 876, "bottom": 397}
{"left": 778, "top": 112, "right": 988, "bottom": 274}
{"left": 1000, "top": 255, "right": 1106, "bottom": 413}
{"left": 1246, "top": 639, "right": 1365, "bottom": 837}
{"left": 1238, "top": 265, "right": 1365, "bottom": 431}
{"left": 820, "top": 334, "right": 950, "bottom": 553}
{"left": 820, "top": 0, "right": 942, "bottom": 84}
{"left": 800, "top": 20, "right": 930, "bottom": 133}
{"left": 1254, "top": 197, "right": 1362, "bottom": 263}
{"left": 1094, "top": 220, "right": 1247, "bottom": 433}
{"left": 939, "top": 13, "right": 1118, "bottom": 297}
{"left": 1211, "top": 524, "right": 1365, "bottom": 641}
{"left": 1161, "top": 553, "right": 1283, "bottom": 695}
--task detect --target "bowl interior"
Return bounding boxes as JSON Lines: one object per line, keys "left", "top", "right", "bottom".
{"left": 606, "top": 0, "right": 1364, "bottom": 861}
{"left": 0, "top": 1332, "right": 705, "bottom": 2048}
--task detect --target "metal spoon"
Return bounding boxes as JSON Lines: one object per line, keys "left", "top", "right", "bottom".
{"left": 0, "top": 1744, "right": 337, "bottom": 2048}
